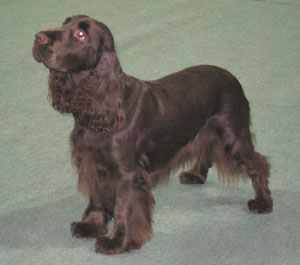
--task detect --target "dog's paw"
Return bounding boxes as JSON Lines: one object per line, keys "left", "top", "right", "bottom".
{"left": 95, "top": 236, "right": 126, "bottom": 255}
{"left": 248, "top": 198, "right": 273, "bottom": 214}
{"left": 179, "top": 172, "right": 206, "bottom": 184}
{"left": 71, "top": 222, "right": 107, "bottom": 238}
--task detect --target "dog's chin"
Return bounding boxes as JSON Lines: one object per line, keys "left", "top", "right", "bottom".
{"left": 43, "top": 58, "right": 81, "bottom": 73}
{"left": 39, "top": 57, "right": 68, "bottom": 73}
{"left": 46, "top": 64, "right": 68, "bottom": 73}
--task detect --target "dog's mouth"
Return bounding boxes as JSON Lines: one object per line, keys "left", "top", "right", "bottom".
{"left": 32, "top": 42, "right": 67, "bottom": 72}
{"left": 32, "top": 46, "right": 52, "bottom": 70}
{"left": 32, "top": 41, "right": 53, "bottom": 65}
{"left": 32, "top": 42, "right": 43, "bottom": 63}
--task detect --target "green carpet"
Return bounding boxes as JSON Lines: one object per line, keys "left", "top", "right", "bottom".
{"left": 1, "top": 0, "right": 299, "bottom": 264}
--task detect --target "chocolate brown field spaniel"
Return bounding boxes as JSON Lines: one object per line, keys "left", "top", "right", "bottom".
{"left": 32, "top": 15, "right": 273, "bottom": 254}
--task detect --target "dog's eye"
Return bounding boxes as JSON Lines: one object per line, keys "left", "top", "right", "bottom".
{"left": 75, "top": 30, "right": 86, "bottom": 41}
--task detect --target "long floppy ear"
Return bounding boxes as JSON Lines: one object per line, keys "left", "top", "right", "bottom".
{"left": 73, "top": 24, "right": 125, "bottom": 132}
{"left": 73, "top": 69, "right": 126, "bottom": 132}
{"left": 48, "top": 71, "right": 75, "bottom": 114}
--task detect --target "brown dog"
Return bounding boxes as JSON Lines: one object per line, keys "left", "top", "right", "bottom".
{"left": 33, "top": 15, "right": 273, "bottom": 254}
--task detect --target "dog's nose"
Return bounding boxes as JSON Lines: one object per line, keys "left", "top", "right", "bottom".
{"left": 35, "top": 32, "right": 48, "bottom": 44}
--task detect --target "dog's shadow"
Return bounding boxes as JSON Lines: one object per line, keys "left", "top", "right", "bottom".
{"left": 0, "top": 182, "right": 249, "bottom": 251}
{"left": 0, "top": 194, "right": 92, "bottom": 250}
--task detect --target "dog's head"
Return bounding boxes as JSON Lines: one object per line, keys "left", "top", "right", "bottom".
{"left": 32, "top": 15, "right": 115, "bottom": 72}
{"left": 33, "top": 16, "right": 125, "bottom": 132}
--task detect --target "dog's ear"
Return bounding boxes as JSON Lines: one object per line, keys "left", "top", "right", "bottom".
{"left": 74, "top": 72, "right": 126, "bottom": 132}
{"left": 92, "top": 20, "right": 123, "bottom": 74}
{"left": 48, "top": 71, "right": 75, "bottom": 114}
{"left": 68, "top": 20, "right": 125, "bottom": 132}
{"left": 95, "top": 21, "right": 115, "bottom": 64}
{"left": 74, "top": 22, "right": 125, "bottom": 132}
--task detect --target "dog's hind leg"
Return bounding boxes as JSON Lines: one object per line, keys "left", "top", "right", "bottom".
{"left": 200, "top": 112, "right": 273, "bottom": 213}
{"left": 179, "top": 148, "right": 212, "bottom": 184}
{"left": 221, "top": 127, "right": 273, "bottom": 213}
{"left": 244, "top": 151, "right": 273, "bottom": 213}
{"left": 179, "top": 125, "right": 216, "bottom": 185}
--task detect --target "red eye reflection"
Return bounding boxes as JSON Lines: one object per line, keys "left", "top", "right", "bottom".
{"left": 75, "top": 30, "right": 85, "bottom": 41}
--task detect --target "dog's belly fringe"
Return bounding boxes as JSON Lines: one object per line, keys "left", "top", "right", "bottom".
{"left": 149, "top": 141, "right": 195, "bottom": 186}
{"left": 150, "top": 120, "right": 250, "bottom": 186}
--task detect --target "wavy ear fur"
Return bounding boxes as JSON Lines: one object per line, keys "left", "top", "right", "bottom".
{"left": 76, "top": 56, "right": 126, "bottom": 133}
{"left": 76, "top": 49, "right": 125, "bottom": 132}
{"left": 48, "top": 71, "right": 75, "bottom": 113}
{"left": 48, "top": 49, "right": 125, "bottom": 133}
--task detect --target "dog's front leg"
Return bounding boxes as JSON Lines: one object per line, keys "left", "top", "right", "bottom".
{"left": 71, "top": 198, "right": 110, "bottom": 238}
{"left": 95, "top": 171, "right": 154, "bottom": 254}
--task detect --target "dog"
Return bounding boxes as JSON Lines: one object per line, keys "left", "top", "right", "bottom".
{"left": 32, "top": 15, "right": 273, "bottom": 254}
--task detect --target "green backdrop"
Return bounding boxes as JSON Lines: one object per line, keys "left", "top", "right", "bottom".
{"left": 1, "top": 0, "right": 299, "bottom": 264}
